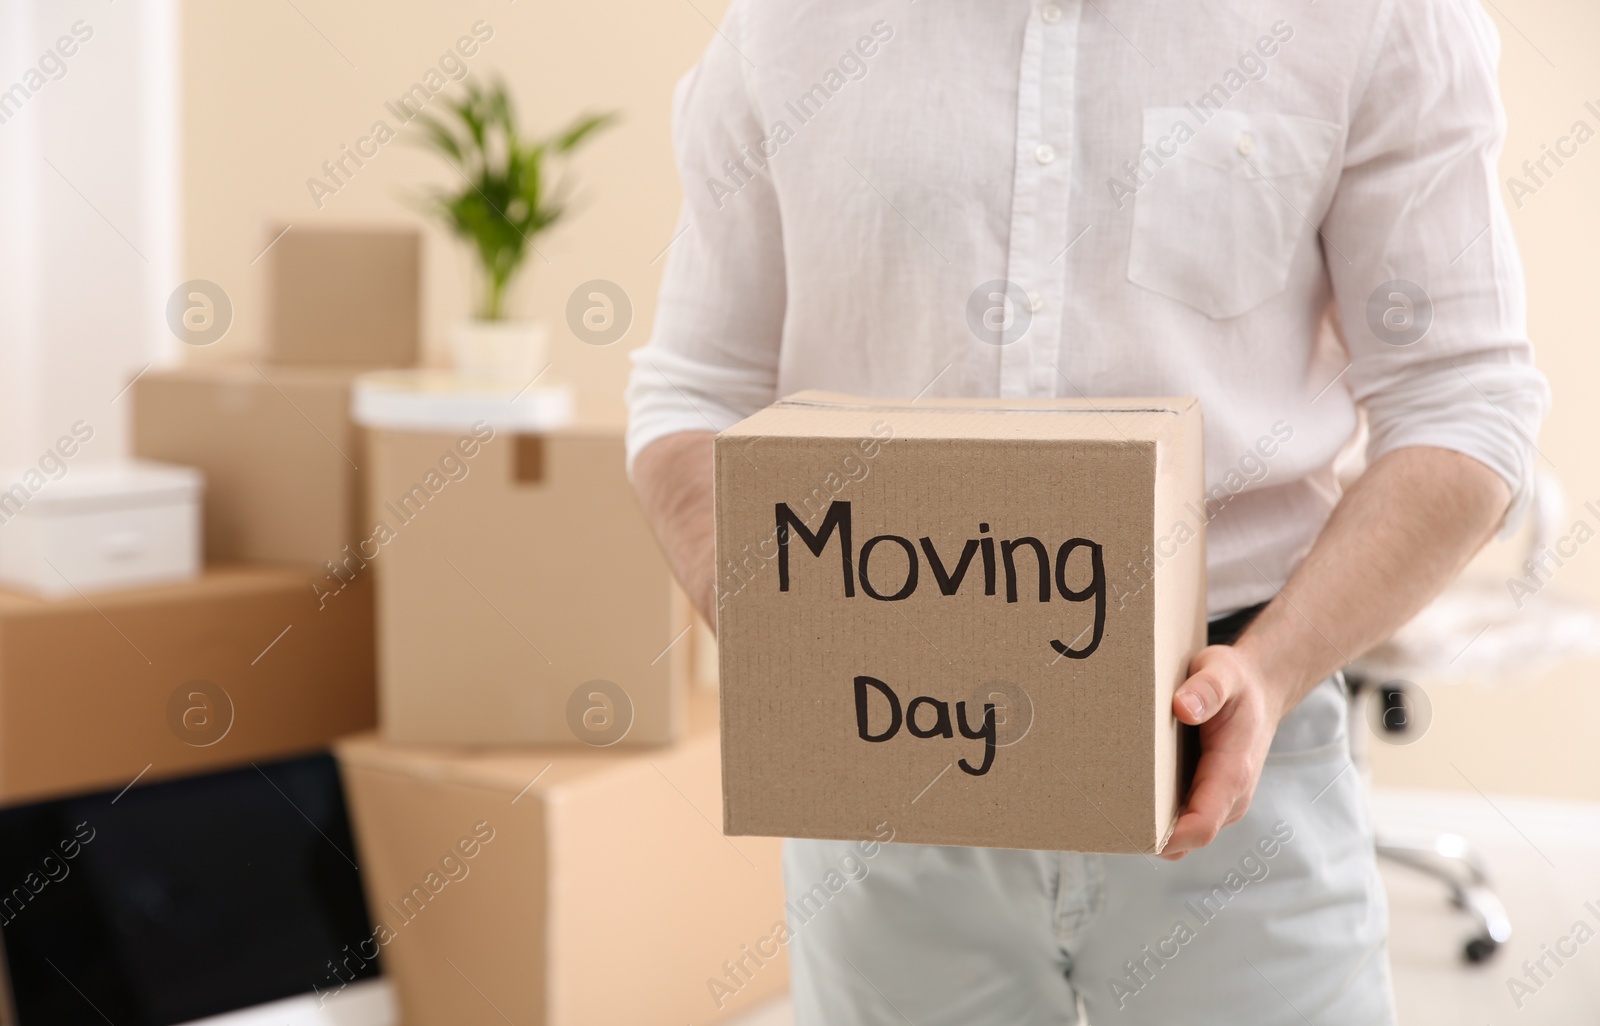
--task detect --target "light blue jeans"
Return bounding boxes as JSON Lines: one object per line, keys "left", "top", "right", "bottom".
{"left": 784, "top": 676, "right": 1396, "bottom": 1025}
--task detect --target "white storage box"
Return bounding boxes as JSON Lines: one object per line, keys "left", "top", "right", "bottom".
{"left": 351, "top": 369, "right": 573, "bottom": 434}
{"left": 0, "top": 461, "right": 203, "bottom": 597}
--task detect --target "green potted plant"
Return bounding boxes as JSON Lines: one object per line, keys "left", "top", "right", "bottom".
{"left": 413, "top": 79, "right": 613, "bottom": 380}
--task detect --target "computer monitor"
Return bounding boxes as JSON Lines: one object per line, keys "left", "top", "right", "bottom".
{"left": 0, "top": 753, "right": 394, "bottom": 1026}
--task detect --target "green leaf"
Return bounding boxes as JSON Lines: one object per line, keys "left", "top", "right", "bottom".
{"left": 410, "top": 111, "right": 465, "bottom": 165}
{"left": 406, "top": 80, "right": 614, "bottom": 316}
{"left": 449, "top": 83, "right": 487, "bottom": 152}
{"left": 551, "top": 111, "right": 616, "bottom": 153}
{"left": 489, "top": 78, "right": 515, "bottom": 137}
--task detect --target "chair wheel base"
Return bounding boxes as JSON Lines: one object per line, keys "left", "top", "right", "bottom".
{"left": 1464, "top": 937, "right": 1500, "bottom": 963}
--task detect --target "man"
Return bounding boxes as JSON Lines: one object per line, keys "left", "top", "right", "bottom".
{"left": 626, "top": 0, "right": 1549, "bottom": 1021}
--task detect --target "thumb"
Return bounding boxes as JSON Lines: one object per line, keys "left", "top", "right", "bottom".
{"left": 1174, "top": 652, "right": 1234, "bottom": 725}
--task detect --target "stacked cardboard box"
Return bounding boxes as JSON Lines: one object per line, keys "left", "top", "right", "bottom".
{"left": 132, "top": 226, "right": 424, "bottom": 566}
{"left": 131, "top": 363, "right": 365, "bottom": 565}
{"left": 100, "top": 225, "right": 788, "bottom": 1023}
{"left": 266, "top": 233, "right": 773, "bottom": 1018}
{"left": 26, "top": 226, "right": 434, "bottom": 803}
{"left": 0, "top": 565, "right": 376, "bottom": 803}
{"left": 361, "top": 420, "right": 688, "bottom": 747}
{"left": 336, "top": 692, "right": 786, "bottom": 1026}
{"left": 265, "top": 226, "right": 420, "bottom": 369}
{"left": 344, "top": 411, "right": 784, "bottom": 1024}
{"left": 7, "top": 228, "right": 423, "bottom": 804}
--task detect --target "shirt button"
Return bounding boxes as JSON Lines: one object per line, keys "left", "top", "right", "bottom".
{"left": 1035, "top": 143, "right": 1057, "bottom": 165}
{"left": 1041, "top": 4, "right": 1063, "bottom": 23}
{"left": 1027, "top": 291, "right": 1044, "bottom": 313}
{"left": 1236, "top": 132, "right": 1255, "bottom": 156}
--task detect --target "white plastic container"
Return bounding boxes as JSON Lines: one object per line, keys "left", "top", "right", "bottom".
{"left": 0, "top": 461, "right": 203, "bottom": 597}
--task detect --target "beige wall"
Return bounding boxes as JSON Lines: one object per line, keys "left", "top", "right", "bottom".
{"left": 181, "top": 0, "right": 731, "bottom": 427}
{"left": 183, "top": 1, "right": 1600, "bottom": 798}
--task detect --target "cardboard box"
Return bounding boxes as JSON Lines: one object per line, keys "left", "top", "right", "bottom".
{"left": 367, "top": 426, "right": 686, "bottom": 746}
{"left": 714, "top": 393, "right": 1207, "bottom": 854}
{"left": 266, "top": 225, "right": 420, "bottom": 368}
{"left": 334, "top": 694, "right": 787, "bottom": 1026}
{"left": 131, "top": 364, "right": 363, "bottom": 565}
{"left": 0, "top": 564, "right": 377, "bottom": 804}
{"left": 0, "top": 461, "right": 202, "bottom": 597}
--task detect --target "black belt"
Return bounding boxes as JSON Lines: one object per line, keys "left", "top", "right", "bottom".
{"left": 1207, "top": 602, "right": 1268, "bottom": 646}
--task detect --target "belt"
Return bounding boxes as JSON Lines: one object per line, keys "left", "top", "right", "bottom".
{"left": 1206, "top": 601, "right": 1268, "bottom": 647}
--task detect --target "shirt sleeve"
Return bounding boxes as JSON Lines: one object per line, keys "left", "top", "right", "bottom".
{"left": 1322, "top": 0, "right": 1550, "bottom": 532}
{"left": 624, "top": 0, "right": 785, "bottom": 472}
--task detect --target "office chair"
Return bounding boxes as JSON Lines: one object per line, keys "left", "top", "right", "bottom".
{"left": 1344, "top": 470, "right": 1600, "bottom": 963}
{"left": 1344, "top": 670, "right": 1512, "bottom": 962}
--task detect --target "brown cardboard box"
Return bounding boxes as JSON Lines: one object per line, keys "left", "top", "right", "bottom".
{"left": 131, "top": 364, "right": 364, "bottom": 566}
{"left": 334, "top": 694, "right": 787, "bottom": 1026}
{"left": 714, "top": 393, "right": 1207, "bottom": 854}
{"left": 0, "top": 564, "right": 376, "bottom": 804}
{"left": 266, "top": 225, "right": 420, "bottom": 368}
{"left": 367, "top": 426, "right": 686, "bottom": 746}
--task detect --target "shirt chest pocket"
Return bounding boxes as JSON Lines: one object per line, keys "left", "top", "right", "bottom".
{"left": 1126, "top": 108, "right": 1342, "bottom": 319}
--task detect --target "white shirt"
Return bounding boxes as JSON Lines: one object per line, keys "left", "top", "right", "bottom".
{"left": 625, "top": 0, "right": 1550, "bottom": 616}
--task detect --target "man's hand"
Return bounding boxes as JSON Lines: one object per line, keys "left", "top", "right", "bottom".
{"left": 1164, "top": 645, "right": 1285, "bottom": 859}
{"left": 1161, "top": 446, "right": 1511, "bottom": 859}
{"left": 630, "top": 431, "right": 719, "bottom": 626}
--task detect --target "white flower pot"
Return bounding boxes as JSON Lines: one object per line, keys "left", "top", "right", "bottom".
{"left": 448, "top": 320, "right": 547, "bottom": 383}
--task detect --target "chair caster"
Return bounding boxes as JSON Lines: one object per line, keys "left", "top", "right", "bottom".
{"left": 1376, "top": 832, "right": 1512, "bottom": 965}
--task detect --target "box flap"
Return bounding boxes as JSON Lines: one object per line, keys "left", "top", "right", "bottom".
{"left": 722, "top": 391, "right": 1198, "bottom": 443}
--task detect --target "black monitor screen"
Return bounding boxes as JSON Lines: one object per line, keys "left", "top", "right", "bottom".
{"left": 0, "top": 753, "right": 379, "bottom": 1025}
